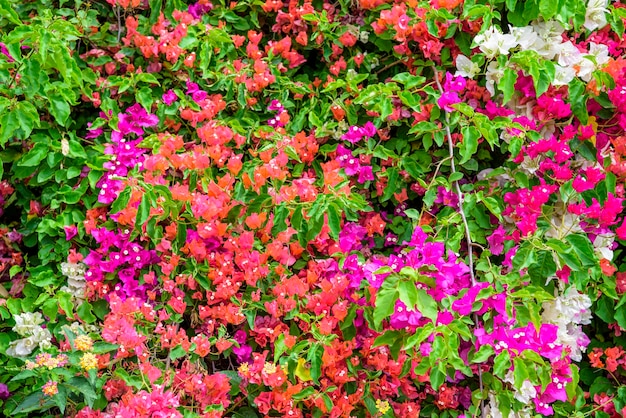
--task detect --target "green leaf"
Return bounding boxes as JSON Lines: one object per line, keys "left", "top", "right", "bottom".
{"left": 430, "top": 366, "right": 446, "bottom": 391}
{"left": 136, "top": 87, "right": 155, "bottom": 112}
{"left": 459, "top": 126, "right": 480, "bottom": 164}
{"left": 307, "top": 343, "right": 324, "bottom": 384}
{"left": 404, "top": 322, "right": 435, "bottom": 350}
{"left": 54, "top": 385, "right": 67, "bottom": 414}
{"left": 271, "top": 204, "right": 289, "bottom": 235}
{"left": 415, "top": 288, "right": 438, "bottom": 322}
{"left": 382, "top": 168, "right": 399, "bottom": 202}
{"left": 0, "top": 0, "right": 21, "bottom": 25}
{"left": 539, "top": 0, "right": 558, "bottom": 20}
{"left": 68, "top": 139, "right": 87, "bottom": 159}
{"left": 565, "top": 234, "right": 597, "bottom": 267}
{"left": 373, "top": 330, "right": 402, "bottom": 348}
{"left": 15, "top": 101, "right": 39, "bottom": 138}
{"left": 92, "top": 342, "right": 119, "bottom": 354}
{"left": 398, "top": 280, "right": 418, "bottom": 309}
{"left": 58, "top": 291, "right": 74, "bottom": 319}
{"left": 77, "top": 301, "right": 97, "bottom": 323}
{"left": 136, "top": 73, "right": 160, "bottom": 85}
{"left": 513, "top": 244, "right": 535, "bottom": 270}
{"left": 18, "top": 143, "right": 48, "bottom": 167}
{"left": 110, "top": 187, "right": 132, "bottom": 214}
{"left": 29, "top": 265, "right": 57, "bottom": 287}
{"left": 566, "top": 364, "right": 579, "bottom": 400}
{"left": 568, "top": 78, "right": 589, "bottom": 124}
{"left": 0, "top": 111, "right": 19, "bottom": 145}
{"left": 513, "top": 357, "right": 529, "bottom": 389}
{"left": 10, "top": 370, "right": 38, "bottom": 382}
{"left": 233, "top": 407, "right": 260, "bottom": 418}
{"left": 373, "top": 281, "right": 399, "bottom": 328}
{"left": 11, "top": 391, "right": 53, "bottom": 415}
{"left": 292, "top": 387, "right": 316, "bottom": 400}
{"left": 472, "top": 344, "right": 494, "bottom": 363}
{"left": 327, "top": 203, "right": 341, "bottom": 239}
{"left": 48, "top": 94, "right": 71, "bottom": 126}
{"left": 169, "top": 345, "right": 187, "bottom": 360}
{"left": 66, "top": 377, "right": 97, "bottom": 408}
{"left": 92, "top": 299, "right": 110, "bottom": 319}
{"left": 493, "top": 350, "right": 512, "bottom": 378}
{"left": 527, "top": 251, "right": 557, "bottom": 282}
{"left": 498, "top": 67, "right": 518, "bottom": 104}
{"left": 135, "top": 192, "right": 152, "bottom": 227}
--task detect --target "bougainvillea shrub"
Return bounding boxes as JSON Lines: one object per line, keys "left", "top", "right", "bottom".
{"left": 2, "top": 0, "right": 626, "bottom": 416}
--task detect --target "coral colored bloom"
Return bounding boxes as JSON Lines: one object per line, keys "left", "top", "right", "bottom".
{"left": 42, "top": 381, "right": 58, "bottom": 396}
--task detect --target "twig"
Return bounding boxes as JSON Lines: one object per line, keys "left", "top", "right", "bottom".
{"left": 115, "top": 6, "right": 122, "bottom": 43}
{"left": 431, "top": 67, "right": 475, "bottom": 284}
{"left": 432, "top": 65, "right": 484, "bottom": 416}
{"left": 375, "top": 59, "right": 405, "bottom": 75}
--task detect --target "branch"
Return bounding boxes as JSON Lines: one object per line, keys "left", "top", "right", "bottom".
{"left": 432, "top": 66, "right": 484, "bottom": 416}
{"left": 431, "top": 66, "right": 475, "bottom": 285}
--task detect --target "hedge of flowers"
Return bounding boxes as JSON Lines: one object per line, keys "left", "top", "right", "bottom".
{"left": 1, "top": 0, "right": 626, "bottom": 416}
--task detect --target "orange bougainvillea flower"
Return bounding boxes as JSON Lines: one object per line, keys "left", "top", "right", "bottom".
{"left": 600, "top": 258, "right": 617, "bottom": 276}
{"left": 245, "top": 212, "right": 267, "bottom": 229}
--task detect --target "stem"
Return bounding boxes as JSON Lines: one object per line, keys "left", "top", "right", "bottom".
{"left": 431, "top": 67, "right": 475, "bottom": 285}
{"left": 116, "top": 6, "right": 122, "bottom": 43}
{"left": 375, "top": 58, "right": 405, "bottom": 75}
{"left": 432, "top": 65, "right": 484, "bottom": 415}
{"left": 7, "top": 49, "right": 35, "bottom": 91}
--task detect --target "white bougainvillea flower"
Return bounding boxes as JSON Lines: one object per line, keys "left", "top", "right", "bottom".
{"left": 485, "top": 61, "right": 505, "bottom": 96}
{"left": 588, "top": 41, "right": 610, "bottom": 66}
{"left": 584, "top": 0, "right": 609, "bottom": 31}
{"left": 556, "top": 41, "right": 583, "bottom": 67}
{"left": 454, "top": 54, "right": 479, "bottom": 79}
{"left": 6, "top": 336, "right": 39, "bottom": 357}
{"left": 553, "top": 65, "right": 576, "bottom": 86}
{"left": 510, "top": 25, "right": 542, "bottom": 50}
{"left": 594, "top": 232, "right": 615, "bottom": 261}
{"left": 532, "top": 19, "right": 565, "bottom": 40}
{"left": 577, "top": 58, "right": 596, "bottom": 81}
{"left": 532, "top": 20, "right": 565, "bottom": 59}
{"left": 474, "top": 26, "right": 517, "bottom": 58}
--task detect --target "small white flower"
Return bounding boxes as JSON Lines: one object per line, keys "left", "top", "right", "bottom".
{"left": 6, "top": 337, "right": 39, "bottom": 357}
{"left": 553, "top": 65, "right": 576, "bottom": 86}
{"left": 519, "top": 155, "right": 542, "bottom": 175}
{"left": 532, "top": 20, "right": 565, "bottom": 41}
{"left": 542, "top": 287, "right": 592, "bottom": 361}
{"left": 556, "top": 41, "right": 583, "bottom": 67}
{"left": 577, "top": 59, "right": 596, "bottom": 82}
{"left": 594, "top": 232, "right": 615, "bottom": 261}
{"left": 475, "top": 26, "right": 517, "bottom": 58}
{"left": 510, "top": 26, "right": 541, "bottom": 50}
{"left": 454, "top": 54, "right": 480, "bottom": 79}
{"left": 588, "top": 42, "right": 610, "bottom": 66}
{"left": 13, "top": 312, "right": 44, "bottom": 337}
{"left": 485, "top": 61, "right": 504, "bottom": 96}
{"left": 61, "top": 138, "right": 70, "bottom": 156}
{"left": 514, "top": 380, "right": 537, "bottom": 404}
{"left": 585, "top": 0, "right": 609, "bottom": 31}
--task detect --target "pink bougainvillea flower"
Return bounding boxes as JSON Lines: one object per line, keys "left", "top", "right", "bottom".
{"left": 437, "top": 91, "right": 461, "bottom": 112}
{"left": 64, "top": 225, "right": 78, "bottom": 241}
{"left": 486, "top": 225, "right": 506, "bottom": 255}
{"left": 162, "top": 89, "right": 178, "bottom": 105}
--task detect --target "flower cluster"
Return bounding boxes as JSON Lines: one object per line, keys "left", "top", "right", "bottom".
{"left": 2, "top": 0, "right": 626, "bottom": 417}
{"left": 6, "top": 312, "right": 53, "bottom": 357}
{"left": 541, "top": 286, "right": 592, "bottom": 361}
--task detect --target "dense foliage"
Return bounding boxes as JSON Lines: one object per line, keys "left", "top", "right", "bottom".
{"left": 1, "top": 0, "right": 626, "bottom": 416}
